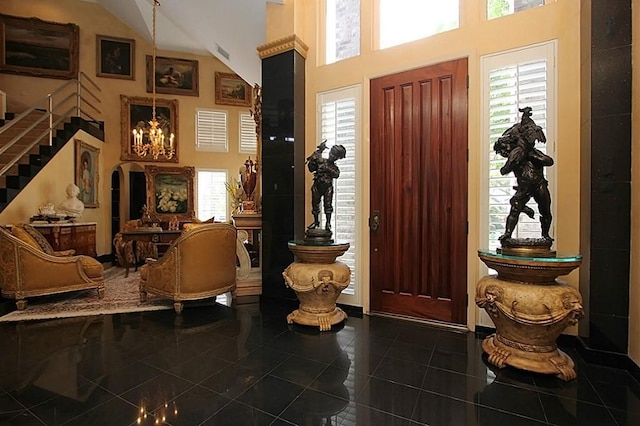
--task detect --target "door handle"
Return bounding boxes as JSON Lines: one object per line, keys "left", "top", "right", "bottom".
{"left": 369, "top": 210, "right": 380, "bottom": 233}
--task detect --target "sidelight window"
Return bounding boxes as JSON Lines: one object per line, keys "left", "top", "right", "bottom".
{"left": 317, "top": 85, "right": 361, "bottom": 304}
{"left": 481, "top": 41, "right": 557, "bottom": 252}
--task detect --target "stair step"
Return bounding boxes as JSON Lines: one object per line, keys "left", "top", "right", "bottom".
{"left": 0, "top": 115, "right": 104, "bottom": 214}
{"left": 0, "top": 187, "right": 20, "bottom": 204}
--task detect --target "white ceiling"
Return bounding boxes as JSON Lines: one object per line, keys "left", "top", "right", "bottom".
{"left": 83, "top": 0, "right": 284, "bottom": 85}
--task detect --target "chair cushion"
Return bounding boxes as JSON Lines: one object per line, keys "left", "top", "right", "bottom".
{"left": 80, "top": 256, "right": 104, "bottom": 279}
{"left": 12, "top": 224, "right": 55, "bottom": 254}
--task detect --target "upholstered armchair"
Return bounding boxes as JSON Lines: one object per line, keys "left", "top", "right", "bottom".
{"left": 0, "top": 225, "right": 104, "bottom": 310}
{"left": 139, "top": 223, "right": 249, "bottom": 313}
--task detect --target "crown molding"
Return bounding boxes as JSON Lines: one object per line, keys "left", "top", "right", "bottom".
{"left": 257, "top": 34, "right": 308, "bottom": 60}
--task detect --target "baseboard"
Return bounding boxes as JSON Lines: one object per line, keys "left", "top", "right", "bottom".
{"left": 474, "top": 325, "right": 640, "bottom": 383}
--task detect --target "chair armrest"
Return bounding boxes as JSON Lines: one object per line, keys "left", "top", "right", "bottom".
{"left": 53, "top": 249, "right": 76, "bottom": 257}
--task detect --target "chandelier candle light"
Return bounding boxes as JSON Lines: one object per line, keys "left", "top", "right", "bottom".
{"left": 132, "top": 0, "right": 175, "bottom": 160}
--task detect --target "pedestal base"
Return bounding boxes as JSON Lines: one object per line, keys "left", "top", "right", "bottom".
{"left": 284, "top": 241, "right": 351, "bottom": 332}
{"left": 287, "top": 307, "right": 348, "bottom": 331}
{"left": 482, "top": 333, "right": 577, "bottom": 381}
{"left": 476, "top": 250, "right": 584, "bottom": 382}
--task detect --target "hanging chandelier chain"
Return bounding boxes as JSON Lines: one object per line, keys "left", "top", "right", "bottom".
{"left": 152, "top": 0, "right": 158, "bottom": 121}
{"left": 131, "top": 0, "right": 174, "bottom": 160}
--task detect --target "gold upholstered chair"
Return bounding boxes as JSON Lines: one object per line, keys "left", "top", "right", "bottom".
{"left": 139, "top": 223, "right": 247, "bottom": 313}
{"left": 0, "top": 225, "right": 104, "bottom": 310}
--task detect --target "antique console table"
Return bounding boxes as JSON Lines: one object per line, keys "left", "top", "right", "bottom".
{"left": 120, "top": 229, "right": 181, "bottom": 277}
{"left": 26, "top": 222, "right": 97, "bottom": 257}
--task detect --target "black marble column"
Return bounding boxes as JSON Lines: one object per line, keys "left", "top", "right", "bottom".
{"left": 580, "top": 0, "right": 632, "bottom": 355}
{"left": 259, "top": 39, "right": 307, "bottom": 301}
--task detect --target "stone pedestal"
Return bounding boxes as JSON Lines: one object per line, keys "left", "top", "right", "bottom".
{"left": 283, "top": 241, "right": 350, "bottom": 331}
{"left": 475, "top": 250, "right": 583, "bottom": 381}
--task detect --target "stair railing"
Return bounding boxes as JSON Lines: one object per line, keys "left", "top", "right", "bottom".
{"left": 0, "top": 71, "right": 102, "bottom": 177}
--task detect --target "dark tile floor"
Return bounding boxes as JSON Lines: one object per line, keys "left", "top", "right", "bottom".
{"left": 0, "top": 297, "right": 639, "bottom": 425}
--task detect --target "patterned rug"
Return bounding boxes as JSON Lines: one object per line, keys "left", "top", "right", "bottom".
{"left": 0, "top": 267, "right": 174, "bottom": 323}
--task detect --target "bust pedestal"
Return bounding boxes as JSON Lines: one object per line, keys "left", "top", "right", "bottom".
{"left": 475, "top": 250, "right": 583, "bottom": 381}
{"left": 283, "top": 241, "right": 350, "bottom": 331}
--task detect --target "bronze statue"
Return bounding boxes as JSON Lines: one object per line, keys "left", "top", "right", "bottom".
{"left": 305, "top": 141, "right": 346, "bottom": 241}
{"left": 494, "top": 107, "right": 554, "bottom": 244}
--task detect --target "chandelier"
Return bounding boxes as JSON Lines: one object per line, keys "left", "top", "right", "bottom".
{"left": 132, "top": 0, "right": 175, "bottom": 160}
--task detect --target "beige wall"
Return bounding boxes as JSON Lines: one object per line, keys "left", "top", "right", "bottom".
{"left": 0, "top": 0, "right": 253, "bottom": 256}
{"left": 629, "top": 0, "right": 640, "bottom": 367}
{"left": 273, "top": 0, "right": 584, "bottom": 329}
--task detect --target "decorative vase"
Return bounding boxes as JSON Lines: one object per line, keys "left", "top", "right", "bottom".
{"left": 283, "top": 241, "right": 350, "bottom": 331}
{"left": 475, "top": 250, "right": 583, "bottom": 381}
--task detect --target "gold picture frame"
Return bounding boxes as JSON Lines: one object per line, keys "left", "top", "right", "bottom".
{"left": 144, "top": 165, "right": 195, "bottom": 223}
{"left": 74, "top": 139, "right": 100, "bottom": 208}
{"left": 0, "top": 13, "right": 79, "bottom": 80}
{"left": 96, "top": 34, "right": 135, "bottom": 80}
{"left": 120, "top": 95, "right": 179, "bottom": 163}
{"left": 146, "top": 55, "right": 199, "bottom": 96}
{"left": 215, "top": 72, "right": 251, "bottom": 106}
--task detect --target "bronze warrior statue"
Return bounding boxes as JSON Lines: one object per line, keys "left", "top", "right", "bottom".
{"left": 493, "top": 107, "right": 554, "bottom": 243}
{"left": 306, "top": 140, "right": 347, "bottom": 237}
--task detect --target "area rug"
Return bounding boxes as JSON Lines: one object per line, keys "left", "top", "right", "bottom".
{"left": 0, "top": 267, "right": 174, "bottom": 323}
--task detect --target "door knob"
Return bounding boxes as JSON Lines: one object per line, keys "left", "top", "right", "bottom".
{"left": 369, "top": 210, "right": 380, "bottom": 232}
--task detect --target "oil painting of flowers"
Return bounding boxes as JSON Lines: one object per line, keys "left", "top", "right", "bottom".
{"left": 155, "top": 175, "right": 188, "bottom": 213}
{"left": 144, "top": 165, "right": 195, "bottom": 223}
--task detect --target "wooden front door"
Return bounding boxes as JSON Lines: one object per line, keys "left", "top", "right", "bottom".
{"left": 370, "top": 58, "right": 468, "bottom": 324}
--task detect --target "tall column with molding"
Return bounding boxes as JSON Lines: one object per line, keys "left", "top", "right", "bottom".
{"left": 257, "top": 35, "right": 308, "bottom": 301}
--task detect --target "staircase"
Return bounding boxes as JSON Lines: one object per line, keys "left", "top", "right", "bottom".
{"left": 0, "top": 72, "right": 103, "bottom": 213}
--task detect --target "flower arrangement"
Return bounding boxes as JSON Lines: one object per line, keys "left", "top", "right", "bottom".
{"left": 156, "top": 186, "right": 188, "bottom": 213}
{"left": 224, "top": 178, "right": 245, "bottom": 214}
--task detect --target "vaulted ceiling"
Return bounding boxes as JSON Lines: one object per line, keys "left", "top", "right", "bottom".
{"left": 82, "top": 0, "right": 283, "bottom": 85}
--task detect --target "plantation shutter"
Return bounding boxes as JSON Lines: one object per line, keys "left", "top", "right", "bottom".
{"left": 320, "top": 89, "right": 358, "bottom": 296}
{"left": 196, "top": 109, "right": 227, "bottom": 152}
{"left": 487, "top": 56, "right": 550, "bottom": 250}
{"left": 239, "top": 112, "right": 257, "bottom": 154}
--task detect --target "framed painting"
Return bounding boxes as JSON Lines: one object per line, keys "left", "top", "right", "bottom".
{"left": 0, "top": 13, "right": 79, "bottom": 80}
{"left": 215, "top": 72, "right": 251, "bottom": 106}
{"left": 145, "top": 165, "right": 196, "bottom": 223}
{"left": 96, "top": 35, "right": 135, "bottom": 80}
{"left": 74, "top": 139, "right": 100, "bottom": 208}
{"left": 120, "top": 95, "right": 179, "bottom": 163}
{"left": 146, "top": 55, "right": 199, "bottom": 96}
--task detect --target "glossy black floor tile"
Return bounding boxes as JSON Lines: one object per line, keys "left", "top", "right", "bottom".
{"left": 0, "top": 290, "right": 639, "bottom": 426}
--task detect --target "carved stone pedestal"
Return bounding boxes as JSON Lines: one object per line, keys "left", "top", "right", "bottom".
{"left": 283, "top": 241, "right": 351, "bottom": 331}
{"left": 475, "top": 250, "right": 583, "bottom": 381}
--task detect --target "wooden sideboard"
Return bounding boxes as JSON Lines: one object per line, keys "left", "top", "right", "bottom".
{"left": 30, "top": 222, "right": 97, "bottom": 257}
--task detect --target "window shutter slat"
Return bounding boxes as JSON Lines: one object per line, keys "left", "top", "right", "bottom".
{"left": 196, "top": 109, "right": 228, "bottom": 152}
{"left": 239, "top": 112, "right": 257, "bottom": 154}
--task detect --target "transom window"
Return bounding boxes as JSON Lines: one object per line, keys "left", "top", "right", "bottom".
{"left": 487, "top": 0, "right": 545, "bottom": 20}
{"left": 379, "top": 0, "right": 459, "bottom": 49}
{"left": 325, "top": 0, "right": 360, "bottom": 64}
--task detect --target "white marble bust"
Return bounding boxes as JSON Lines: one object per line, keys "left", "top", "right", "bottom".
{"left": 58, "top": 183, "right": 85, "bottom": 217}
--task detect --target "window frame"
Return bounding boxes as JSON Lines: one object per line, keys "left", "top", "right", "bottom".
{"left": 317, "top": 84, "right": 362, "bottom": 307}
{"left": 195, "top": 108, "right": 228, "bottom": 153}
{"left": 479, "top": 40, "right": 557, "bottom": 269}
{"left": 195, "top": 168, "right": 229, "bottom": 222}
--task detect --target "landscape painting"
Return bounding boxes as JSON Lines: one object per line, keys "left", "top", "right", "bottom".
{"left": 0, "top": 13, "right": 79, "bottom": 79}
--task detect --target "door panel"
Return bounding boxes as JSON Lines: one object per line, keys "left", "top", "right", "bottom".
{"left": 370, "top": 58, "right": 468, "bottom": 324}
